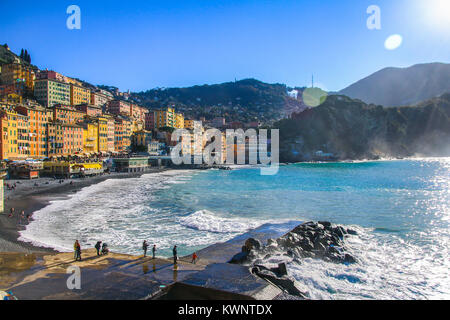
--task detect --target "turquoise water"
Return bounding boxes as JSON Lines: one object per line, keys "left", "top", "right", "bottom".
{"left": 21, "top": 158, "right": 450, "bottom": 299}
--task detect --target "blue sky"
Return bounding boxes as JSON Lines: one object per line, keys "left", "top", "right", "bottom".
{"left": 0, "top": 0, "right": 449, "bottom": 92}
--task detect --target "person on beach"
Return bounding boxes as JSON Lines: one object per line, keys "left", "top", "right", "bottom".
{"left": 142, "top": 240, "right": 149, "bottom": 257}
{"left": 173, "top": 245, "right": 178, "bottom": 265}
{"left": 95, "top": 241, "right": 102, "bottom": 256}
{"left": 8, "top": 207, "right": 14, "bottom": 218}
{"left": 74, "top": 240, "right": 81, "bottom": 261}
{"left": 152, "top": 244, "right": 156, "bottom": 259}
{"left": 20, "top": 211, "right": 25, "bottom": 224}
{"left": 192, "top": 252, "right": 198, "bottom": 264}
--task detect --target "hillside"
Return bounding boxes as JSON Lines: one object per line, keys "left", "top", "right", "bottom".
{"left": 339, "top": 63, "right": 450, "bottom": 107}
{"left": 131, "top": 79, "right": 308, "bottom": 124}
{"left": 275, "top": 93, "right": 450, "bottom": 161}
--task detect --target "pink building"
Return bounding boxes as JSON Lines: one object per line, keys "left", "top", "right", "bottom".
{"left": 145, "top": 111, "right": 155, "bottom": 130}
{"left": 108, "top": 100, "right": 131, "bottom": 116}
{"left": 75, "top": 104, "right": 103, "bottom": 117}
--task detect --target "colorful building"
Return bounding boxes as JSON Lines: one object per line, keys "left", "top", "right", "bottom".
{"left": 108, "top": 100, "right": 131, "bottom": 116}
{"left": 0, "top": 62, "right": 36, "bottom": 95}
{"left": 75, "top": 103, "right": 103, "bottom": 117}
{"left": 175, "top": 112, "right": 185, "bottom": 129}
{"left": 81, "top": 120, "right": 99, "bottom": 154}
{"left": 132, "top": 130, "right": 152, "bottom": 147}
{"left": 70, "top": 84, "right": 91, "bottom": 106}
{"left": 34, "top": 79, "right": 70, "bottom": 107}
{"left": 104, "top": 115, "right": 115, "bottom": 152}
{"left": 97, "top": 116, "right": 109, "bottom": 152}
{"left": 16, "top": 112, "right": 30, "bottom": 159}
{"left": 114, "top": 116, "right": 132, "bottom": 152}
{"left": 145, "top": 111, "right": 155, "bottom": 130}
{"left": 46, "top": 121, "right": 83, "bottom": 157}
{"left": 51, "top": 104, "right": 85, "bottom": 125}
{"left": 90, "top": 90, "right": 113, "bottom": 108}
{"left": 184, "top": 119, "right": 202, "bottom": 130}
{"left": 0, "top": 105, "right": 19, "bottom": 160}
{"left": 15, "top": 104, "right": 51, "bottom": 159}
{"left": 155, "top": 107, "right": 176, "bottom": 129}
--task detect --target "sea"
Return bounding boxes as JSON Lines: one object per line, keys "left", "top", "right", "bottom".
{"left": 19, "top": 158, "right": 450, "bottom": 299}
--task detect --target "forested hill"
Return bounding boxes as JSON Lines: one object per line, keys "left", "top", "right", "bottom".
{"left": 275, "top": 93, "right": 450, "bottom": 161}
{"left": 131, "top": 79, "right": 307, "bottom": 123}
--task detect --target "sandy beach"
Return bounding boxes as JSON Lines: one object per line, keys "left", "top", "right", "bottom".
{"left": 0, "top": 169, "right": 169, "bottom": 254}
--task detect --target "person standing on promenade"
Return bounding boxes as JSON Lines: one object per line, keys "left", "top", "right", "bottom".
{"left": 76, "top": 241, "right": 82, "bottom": 261}
{"left": 142, "top": 240, "right": 149, "bottom": 257}
{"left": 192, "top": 252, "right": 198, "bottom": 264}
{"left": 73, "top": 240, "right": 78, "bottom": 259}
{"left": 152, "top": 244, "right": 156, "bottom": 259}
{"left": 95, "top": 241, "right": 102, "bottom": 256}
{"left": 173, "top": 245, "right": 178, "bottom": 265}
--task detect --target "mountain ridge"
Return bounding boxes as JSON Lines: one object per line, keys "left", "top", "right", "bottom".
{"left": 339, "top": 62, "right": 450, "bottom": 107}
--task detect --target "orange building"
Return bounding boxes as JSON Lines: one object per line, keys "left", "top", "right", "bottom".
{"left": 70, "top": 84, "right": 91, "bottom": 106}
{"left": 47, "top": 121, "right": 83, "bottom": 157}
{"left": 51, "top": 104, "right": 85, "bottom": 125}
{"left": 15, "top": 104, "right": 52, "bottom": 159}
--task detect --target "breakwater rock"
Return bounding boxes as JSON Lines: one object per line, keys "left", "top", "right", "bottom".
{"left": 229, "top": 221, "right": 358, "bottom": 298}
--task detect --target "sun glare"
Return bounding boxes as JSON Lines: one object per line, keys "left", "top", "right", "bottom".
{"left": 420, "top": 0, "right": 450, "bottom": 30}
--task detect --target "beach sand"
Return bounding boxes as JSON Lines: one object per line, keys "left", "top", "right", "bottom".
{"left": 0, "top": 169, "right": 168, "bottom": 253}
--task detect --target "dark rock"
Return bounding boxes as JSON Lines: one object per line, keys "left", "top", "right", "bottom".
{"left": 253, "top": 269, "right": 307, "bottom": 299}
{"left": 347, "top": 228, "right": 357, "bottom": 235}
{"left": 229, "top": 251, "right": 249, "bottom": 264}
{"left": 344, "top": 253, "right": 357, "bottom": 264}
{"left": 270, "top": 263, "right": 288, "bottom": 277}
{"left": 244, "top": 238, "right": 262, "bottom": 251}
{"left": 318, "top": 221, "right": 332, "bottom": 228}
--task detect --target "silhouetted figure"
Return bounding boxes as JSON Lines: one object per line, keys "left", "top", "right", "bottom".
{"left": 173, "top": 245, "right": 178, "bottom": 265}
{"left": 142, "top": 240, "right": 149, "bottom": 257}
{"left": 95, "top": 241, "right": 102, "bottom": 256}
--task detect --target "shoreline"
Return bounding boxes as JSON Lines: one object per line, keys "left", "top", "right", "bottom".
{"left": 0, "top": 168, "right": 172, "bottom": 254}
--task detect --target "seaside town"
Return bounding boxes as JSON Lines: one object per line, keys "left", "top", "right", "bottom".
{"left": 0, "top": 44, "right": 254, "bottom": 213}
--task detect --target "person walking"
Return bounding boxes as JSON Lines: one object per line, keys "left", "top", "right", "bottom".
{"left": 142, "top": 240, "right": 149, "bottom": 257}
{"left": 152, "top": 244, "right": 156, "bottom": 259}
{"left": 95, "top": 241, "right": 102, "bottom": 256}
{"left": 192, "top": 252, "right": 198, "bottom": 264}
{"left": 173, "top": 245, "right": 178, "bottom": 265}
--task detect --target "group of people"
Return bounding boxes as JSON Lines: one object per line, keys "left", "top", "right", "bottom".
{"left": 7, "top": 207, "right": 31, "bottom": 223}
{"left": 72, "top": 239, "right": 198, "bottom": 265}
{"left": 142, "top": 242, "right": 198, "bottom": 265}
{"left": 95, "top": 241, "right": 109, "bottom": 256}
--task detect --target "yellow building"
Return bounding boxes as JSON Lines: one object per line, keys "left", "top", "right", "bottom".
{"left": 0, "top": 62, "right": 36, "bottom": 94}
{"left": 16, "top": 111, "right": 29, "bottom": 159}
{"left": 175, "top": 113, "right": 184, "bottom": 129}
{"left": 70, "top": 84, "right": 91, "bottom": 106}
{"left": 0, "top": 105, "right": 18, "bottom": 159}
{"left": 81, "top": 121, "right": 99, "bottom": 154}
{"left": 154, "top": 107, "right": 176, "bottom": 129}
{"left": 97, "top": 116, "right": 109, "bottom": 152}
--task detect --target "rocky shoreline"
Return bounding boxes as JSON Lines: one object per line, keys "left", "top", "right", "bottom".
{"left": 230, "top": 221, "right": 358, "bottom": 299}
